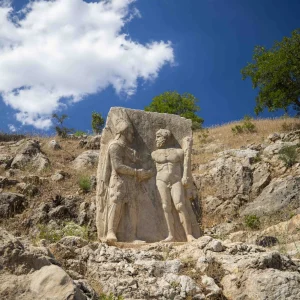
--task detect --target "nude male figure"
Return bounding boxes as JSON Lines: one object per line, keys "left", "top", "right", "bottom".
{"left": 151, "top": 129, "right": 196, "bottom": 242}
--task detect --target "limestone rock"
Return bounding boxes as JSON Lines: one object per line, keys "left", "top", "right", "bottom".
{"left": 85, "top": 135, "right": 101, "bottom": 150}
{"left": 30, "top": 265, "right": 86, "bottom": 300}
{"left": 11, "top": 140, "right": 50, "bottom": 172}
{"left": 48, "top": 140, "right": 61, "bottom": 150}
{"left": 0, "top": 192, "right": 26, "bottom": 218}
{"left": 72, "top": 150, "right": 99, "bottom": 170}
{"left": 242, "top": 176, "right": 300, "bottom": 217}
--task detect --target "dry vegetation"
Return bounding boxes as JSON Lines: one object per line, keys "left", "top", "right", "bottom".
{"left": 192, "top": 117, "right": 300, "bottom": 166}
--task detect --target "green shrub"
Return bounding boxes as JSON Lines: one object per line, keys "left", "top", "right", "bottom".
{"left": 232, "top": 116, "right": 257, "bottom": 135}
{"left": 99, "top": 293, "right": 124, "bottom": 300}
{"left": 38, "top": 224, "right": 63, "bottom": 243}
{"left": 37, "top": 222, "right": 90, "bottom": 243}
{"left": 78, "top": 175, "right": 91, "bottom": 192}
{"left": 63, "top": 222, "right": 89, "bottom": 239}
{"left": 279, "top": 145, "right": 299, "bottom": 167}
{"left": 231, "top": 124, "right": 243, "bottom": 134}
{"left": 244, "top": 215, "right": 260, "bottom": 230}
{"left": 74, "top": 130, "right": 86, "bottom": 137}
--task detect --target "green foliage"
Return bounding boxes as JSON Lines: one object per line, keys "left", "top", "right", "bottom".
{"left": 241, "top": 29, "right": 300, "bottom": 115}
{"left": 92, "top": 112, "right": 105, "bottom": 134}
{"left": 244, "top": 215, "right": 261, "bottom": 230}
{"left": 62, "top": 222, "right": 89, "bottom": 239}
{"left": 74, "top": 130, "right": 86, "bottom": 137}
{"left": 99, "top": 293, "right": 124, "bottom": 300}
{"left": 37, "top": 222, "right": 89, "bottom": 243}
{"left": 279, "top": 145, "right": 299, "bottom": 167}
{"left": 38, "top": 224, "right": 63, "bottom": 243}
{"left": 231, "top": 115, "right": 257, "bottom": 134}
{"left": 52, "top": 113, "right": 74, "bottom": 138}
{"left": 78, "top": 175, "right": 91, "bottom": 193}
{"left": 144, "top": 91, "right": 204, "bottom": 129}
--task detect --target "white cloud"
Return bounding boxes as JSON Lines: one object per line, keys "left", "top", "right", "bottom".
{"left": 0, "top": 0, "right": 174, "bottom": 129}
{"left": 8, "top": 123, "right": 16, "bottom": 132}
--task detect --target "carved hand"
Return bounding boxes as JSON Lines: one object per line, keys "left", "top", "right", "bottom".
{"left": 137, "top": 169, "right": 154, "bottom": 181}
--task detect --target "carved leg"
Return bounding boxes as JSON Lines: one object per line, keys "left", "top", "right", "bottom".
{"left": 106, "top": 202, "right": 122, "bottom": 242}
{"left": 171, "top": 182, "right": 195, "bottom": 242}
{"left": 128, "top": 198, "right": 145, "bottom": 243}
{"left": 157, "top": 180, "right": 175, "bottom": 242}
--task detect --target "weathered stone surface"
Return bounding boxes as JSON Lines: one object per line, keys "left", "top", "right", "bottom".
{"left": 96, "top": 107, "right": 200, "bottom": 243}
{"left": 30, "top": 265, "right": 86, "bottom": 300}
{"left": 0, "top": 192, "right": 26, "bottom": 218}
{"left": 11, "top": 140, "right": 50, "bottom": 172}
{"left": 48, "top": 139, "right": 61, "bottom": 150}
{"left": 0, "top": 229, "right": 88, "bottom": 300}
{"left": 72, "top": 150, "right": 99, "bottom": 170}
{"left": 242, "top": 176, "right": 300, "bottom": 217}
{"left": 85, "top": 135, "right": 101, "bottom": 150}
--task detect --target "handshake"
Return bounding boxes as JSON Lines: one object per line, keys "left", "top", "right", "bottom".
{"left": 135, "top": 168, "right": 154, "bottom": 181}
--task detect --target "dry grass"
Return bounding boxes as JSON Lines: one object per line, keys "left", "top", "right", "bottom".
{"left": 192, "top": 117, "right": 300, "bottom": 166}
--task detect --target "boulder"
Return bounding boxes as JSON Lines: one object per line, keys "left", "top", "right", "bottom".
{"left": 11, "top": 140, "right": 50, "bottom": 172}
{"left": 48, "top": 140, "right": 61, "bottom": 150}
{"left": 72, "top": 151, "right": 99, "bottom": 170}
{"left": 85, "top": 135, "right": 101, "bottom": 150}
{"left": 0, "top": 192, "right": 26, "bottom": 218}
{"left": 241, "top": 176, "right": 300, "bottom": 217}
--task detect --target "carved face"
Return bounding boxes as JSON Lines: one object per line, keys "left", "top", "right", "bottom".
{"left": 156, "top": 132, "right": 167, "bottom": 148}
{"left": 125, "top": 126, "right": 134, "bottom": 143}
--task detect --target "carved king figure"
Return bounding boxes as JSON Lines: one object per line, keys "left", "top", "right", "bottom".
{"left": 151, "top": 129, "right": 196, "bottom": 242}
{"left": 97, "top": 118, "right": 152, "bottom": 242}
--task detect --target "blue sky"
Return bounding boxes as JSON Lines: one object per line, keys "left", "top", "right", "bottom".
{"left": 0, "top": 0, "right": 299, "bottom": 134}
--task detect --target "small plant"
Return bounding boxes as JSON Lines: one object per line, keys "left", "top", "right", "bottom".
{"left": 170, "top": 281, "right": 180, "bottom": 288}
{"left": 63, "top": 221, "right": 89, "bottom": 240}
{"left": 244, "top": 214, "right": 260, "bottom": 230}
{"left": 231, "top": 115, "right": 257, "bottom": 135}
{"left": 252, "top": 154, "right": 262, "bottom": 164}
{"left": 52, "top": 113, "right": 74, "bottom": 138}
{"left": 278, "top": 145, "right": 299, "bottom": 167}
{"left": 231, "top": 124, "right": 243, "bottom": 134}
{"left": 99, "top": 293, "right": 124, "bottom": 300}
{"left": 92, "top": 112, "right": 105, "bottom": 134}
{"left": 74, "top": 130, "right": 86, "bottom": 137}
{"left": 38, "top": 224, "right": 64, "bottom": 243}
{"left": 78, "top": 175, "right": 91, "bottom": 193}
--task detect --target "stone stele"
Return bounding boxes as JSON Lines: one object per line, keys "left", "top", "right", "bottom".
{"left": 96, "top": 107, "right": 200, "bottom": 243}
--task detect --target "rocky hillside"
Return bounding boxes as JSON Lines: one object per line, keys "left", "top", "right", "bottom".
{"left": 0, "top": 117, "right": 300, "bottom": 299}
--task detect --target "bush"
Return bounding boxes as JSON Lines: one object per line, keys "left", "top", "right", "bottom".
{"left": 244, "top": 215, "right": 260, "bottom": 230}
{"left": 78, "top": 175, "right": 91, "bottom": 192}
{"left": 99, "top": 294, "right": 124, "bottom": 300}
{"left": 37, "top": 222, "right": 89, "bottom": 243}
{"left": 232, "top": 115, "right": 257, "bottom": 135}
{"left": 63, "top": 222, "right": 88, "bottom": 239}
{"left": 74, "top": 130, "right": 86, "bottom": 137}
{"left": 38, "top": 224, "right": 63, "bottom": 243}
{"left": 279, "top": 145, "right": 299, "bottom": 167}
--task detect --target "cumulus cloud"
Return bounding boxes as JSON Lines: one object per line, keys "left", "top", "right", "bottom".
{"left": 0, "top": 0, "right": 174, "bottom": 129}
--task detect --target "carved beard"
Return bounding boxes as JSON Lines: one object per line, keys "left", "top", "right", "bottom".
{"left": 156, "top": 137, "right": 166, "bottom": 148}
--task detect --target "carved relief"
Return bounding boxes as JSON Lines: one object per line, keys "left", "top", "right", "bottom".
{"left": 96, "top": 107, "right": 201, "bottom": 243}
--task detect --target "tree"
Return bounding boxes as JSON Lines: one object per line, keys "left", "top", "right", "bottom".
{"left": 91, "top": 111, "right": 105, "bottom": 134}
{"left": 144, "top": 91, "right": 204, "bottom": 129}
{"left": 241, "top": 29, "right": 300, "bottom": 115}
{"left": 52, "top": 113, "right": 74, "bottom": 138}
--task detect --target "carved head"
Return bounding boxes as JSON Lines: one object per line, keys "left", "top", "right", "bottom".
{"left": 115, "top": 119, "right": 134, "bottom": 143}
{"left": 156, "top": 129, "right": 171, "bottom": 148}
